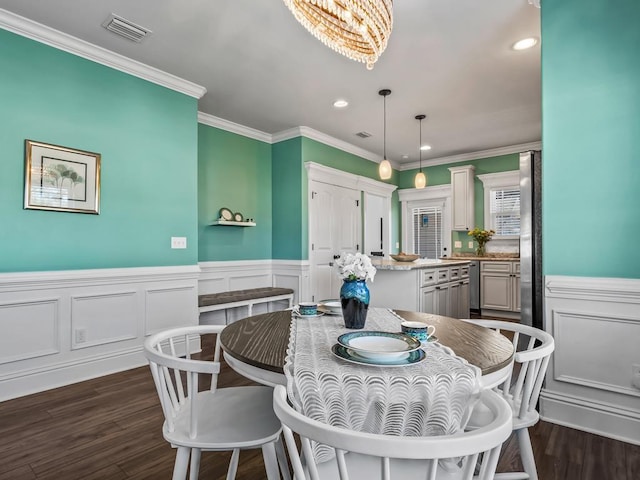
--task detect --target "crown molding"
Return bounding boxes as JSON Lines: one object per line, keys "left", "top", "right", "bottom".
{"left": 0, "top": 9, "right": 206, "bottom": 99}
{"left": 399, "top": 141, "right": 542, "bottom": 170}
{"left": 305, "top": 162, "right": 396, "bottom": 197}
{"left": 398, "top": 184, "right": 451, "bottom": 202}
{"left": 197, "top": 112, "right": 272, "bottom": 143}
{"left": 198, "top": 108, "right": 540, "bottom": 173}
{"left": 273, "top": 126, "right": 387, "bottom": 165}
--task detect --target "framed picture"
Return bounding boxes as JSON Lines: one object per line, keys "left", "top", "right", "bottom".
{"left": 24, "top": 140, "right": 101, "bottom": 214}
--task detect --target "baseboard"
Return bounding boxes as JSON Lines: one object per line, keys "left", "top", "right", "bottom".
{"left": 540, "top": 389, "right": 640, "bottom": 446}
{"left": 0, "top": 346, "right": 147, "bottom": 402}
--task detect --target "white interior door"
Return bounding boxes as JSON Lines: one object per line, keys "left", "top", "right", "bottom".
{"left": 309, "top": 181, "right": 361, "bottom": 302}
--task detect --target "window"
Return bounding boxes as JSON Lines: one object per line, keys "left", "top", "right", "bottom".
{"left": 412, "top": 206, "right": 444, "bottom": 258}
{"left": 489, "top": 186, "right": 520, "bottom": 236}
{"left": 478, "top": 171, "right": 520, "bottom": 238}
{"left": 399, "top": 185, "right": 451, "bottom": 258}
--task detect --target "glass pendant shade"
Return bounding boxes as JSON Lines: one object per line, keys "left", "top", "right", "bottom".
{"left": 379, "top": 159, "right": 392, "bottom": 179}
{"left": 414, "top": 171, "right": 426, "bottom": 189}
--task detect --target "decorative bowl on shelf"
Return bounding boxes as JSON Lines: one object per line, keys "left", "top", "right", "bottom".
{"left": 390, "top": 253, "right": 420, "bottom": 262}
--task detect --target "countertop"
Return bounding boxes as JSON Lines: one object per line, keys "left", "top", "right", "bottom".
{"left": 447, "top": 254, "right": 520, "bottom": 262}
{"left": 372, "top": 258, "right": 471, "bottom": 271}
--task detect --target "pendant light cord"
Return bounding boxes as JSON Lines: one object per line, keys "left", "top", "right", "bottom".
{"left": 419, "top": 118, "right": 422, "bottom": 172}
{"left": 383, "top": 94, "right": 387, "bottom": 159}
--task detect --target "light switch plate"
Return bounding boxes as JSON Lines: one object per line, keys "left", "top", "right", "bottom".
{"left": 454, "top": 241, "right": 462, "bottom": 248}
{"left": 171, "top": 237, "right": 187, "bottom": 249}
{"left": 468, "top": 241, "right": 474, "bottom": 249}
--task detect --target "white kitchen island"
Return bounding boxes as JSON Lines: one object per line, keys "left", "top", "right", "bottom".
{"left": 369, "top": 258, "right": 471, "bottom": 318}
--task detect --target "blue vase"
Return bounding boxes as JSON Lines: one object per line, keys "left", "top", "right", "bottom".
{"left": 340, "top": 279, "right": 370, "bottom": 329}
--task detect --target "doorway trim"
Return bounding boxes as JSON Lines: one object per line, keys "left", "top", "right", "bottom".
{"left": 398, "top": 185, "right": 452, "bottom": 258}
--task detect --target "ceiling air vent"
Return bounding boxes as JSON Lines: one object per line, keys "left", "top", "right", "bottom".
{"left": 356, "top": 131, "right": 372, "bottom": 138}
{"left": 102, "top": 14, "right": 152, "bottom": 43}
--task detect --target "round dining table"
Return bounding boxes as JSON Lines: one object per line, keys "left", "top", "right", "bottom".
{"left": 219, "top": 309, "right": 515, "bottom": 389}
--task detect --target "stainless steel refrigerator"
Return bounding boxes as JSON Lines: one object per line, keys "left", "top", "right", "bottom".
{"left": 519, "top": 151, "right": 543, "bottom": 330}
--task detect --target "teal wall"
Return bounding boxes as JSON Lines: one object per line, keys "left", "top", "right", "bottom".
{"left": 542, "top": 0, "right": 640, "bottom": 278}
{"left": 198, "top": 124, "right": 272, "bottom": 261}
{"left": 398, "top": 154, "right": 519, "bottom": 254}
{"left": 0, "top": 29, "right": 198, "bottom": 273}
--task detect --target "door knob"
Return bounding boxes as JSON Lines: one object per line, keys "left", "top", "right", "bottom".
{"left": 333, "top": 255, "right": 341, "bottom": 260}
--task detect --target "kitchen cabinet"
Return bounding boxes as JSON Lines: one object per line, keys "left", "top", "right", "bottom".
{"left": 481, "top": 261, "right": 520, "bottom": 313}
{"left": 369, "top": 260, "right": 470, "bottom": 319}
{"left": 421, "top": 265, "right": 469, "bottom": 318}
{"left": 448, "top": 165, "right": 475, "bottom": 231}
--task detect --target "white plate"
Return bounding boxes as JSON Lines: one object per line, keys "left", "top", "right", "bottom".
{"left": 318, "top": 299, "right": 341, "bottom": 314}
{"left": 317, "top": 305, "right": 341, "bottom": 316}
{"left": 292, "top": 311, "right": 325, "bottom": 318}
{"left": 337, "top": 331, "right": 421, "bottom": 360}
{"left": 332, "top": 344, "right": 426, "bottom": 367}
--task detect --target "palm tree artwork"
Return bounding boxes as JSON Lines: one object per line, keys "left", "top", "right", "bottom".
{"left": 42, "top": 162, "right": 86, "bottom": 201}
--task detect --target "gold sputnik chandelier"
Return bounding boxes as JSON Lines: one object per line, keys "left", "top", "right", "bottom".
{"left": 282, "top": 0, "right": 393, "bottom": 70}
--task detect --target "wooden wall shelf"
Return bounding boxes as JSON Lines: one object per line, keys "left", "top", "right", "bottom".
{"left": 211, "top": 220, "right": 256, "bottom": 227}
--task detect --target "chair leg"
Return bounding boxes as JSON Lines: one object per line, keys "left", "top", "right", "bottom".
{"left": 226, "top": 448, "right": 240, "bottom": 480}
{"left": 517, "top": 427, "right": 538, "bottom": 480}
{"left": 172, "top": 447, "right": 190, "bottom": 480}
{"left": 189, "top": 448, "right": 201, "bottom": 480}
{"left": 275, "top": 436, "right": 292, "bottom": 480}
{"left": 262, "top": 441, "right": 281, "bottom": 480}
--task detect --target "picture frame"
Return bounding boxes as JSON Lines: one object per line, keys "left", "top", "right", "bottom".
{"left": 24, "top": 140, "right": 101, "bottom": 214}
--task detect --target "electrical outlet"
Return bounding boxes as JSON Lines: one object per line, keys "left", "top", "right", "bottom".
{"left": 171, "top": 237, "right": 187, "bottom": 249}
{"left": 454, "top": 241, "right": 462, "bottom": 248}
{"left": 468, "top": 241, "right": 474, "bottom": 249}
{"left": 75, "top": 328, "right": 87, "bottom": 344}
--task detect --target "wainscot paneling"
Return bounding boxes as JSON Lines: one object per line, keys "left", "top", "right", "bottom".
{"left": 0, "top": 298, "right": 59, "bottom": 364}
{"left": 541, "top": 275, "right": 640, "bottom": 445}
{"left": 198, "top": 260, "right": 308, "bottom": 325}
{"left": 0, "top": 266, "right": 199, "bottom": 401}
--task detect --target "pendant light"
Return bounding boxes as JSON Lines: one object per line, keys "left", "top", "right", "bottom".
{"left": 414, "top": 114, "right": 427, "bottom": 189}
{"left": 378, "top": 89, "right": 392, "bottom": 180}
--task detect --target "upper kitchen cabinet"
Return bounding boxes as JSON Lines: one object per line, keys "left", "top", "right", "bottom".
{"left": 448, "top": 165, "right": 475, "bottom": 231}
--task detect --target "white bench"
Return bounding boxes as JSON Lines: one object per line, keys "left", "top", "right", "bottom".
{"left": 198, "top": 287, "right": 294, "bottom": 323}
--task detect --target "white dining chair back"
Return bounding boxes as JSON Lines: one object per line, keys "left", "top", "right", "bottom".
{"left": 144, "top": 325, "right": 284, "bottom": 480}
{"left": 273, "top": 385, "right": 512, "bottom": 480}
{"left": 463, "top": 319, "right": 555, "bottom": 480}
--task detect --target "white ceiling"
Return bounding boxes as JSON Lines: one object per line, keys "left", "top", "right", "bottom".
{"left": 0, "top": 0, "right": 541, "bottom": 168}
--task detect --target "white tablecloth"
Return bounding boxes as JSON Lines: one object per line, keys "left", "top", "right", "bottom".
{"left": 284, "top": 308, "right": 481, "bottom": 461}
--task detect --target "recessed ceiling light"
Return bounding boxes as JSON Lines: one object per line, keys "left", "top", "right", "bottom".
{"left": 512, "top": 37, "right": 538, "bottom": 51}
{"left": 420, "top": 145, "right": 432, "bottom": 151}
{"left": 333, "top": 99, "right": 349, "bottom": 108}
{"left": 401, "top": 155, "right": 409, "bottom": 159}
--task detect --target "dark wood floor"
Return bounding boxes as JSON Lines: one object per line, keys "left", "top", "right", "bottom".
{"left": 1, "top": 357, "right": 638, "bottom": 479}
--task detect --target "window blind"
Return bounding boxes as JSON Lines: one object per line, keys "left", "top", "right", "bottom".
{"left": 412, "top": 206, "right": 443, "bottom": 259}
{"left": 490, "top": 187, "right": 520, "bottom": 236}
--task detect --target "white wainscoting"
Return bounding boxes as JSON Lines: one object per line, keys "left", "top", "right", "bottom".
{"left": 541, "top": 275, "right": 640, "bottom": 445}
{"left": 198, "top": 260, "right": 308, "bottom": 325}
{"left": 0, "top": 265, "right": 199, "bottom": 401}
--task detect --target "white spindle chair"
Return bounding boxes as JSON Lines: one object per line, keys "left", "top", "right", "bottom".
{"left": 273, "top": 384, "right": 512, "bottom": 480}
{"left": 144, "top": 325, "right": 285, "bottom": 480}
{"left": 463, "top": 320, "right": 555, "bottom": 480}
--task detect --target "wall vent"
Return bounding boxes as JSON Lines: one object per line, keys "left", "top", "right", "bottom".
{"left": 355, "top": 131, "right": 372, "bottom": 138}
{"left": 102, "top": 14, "right": 152, "bottom": 43}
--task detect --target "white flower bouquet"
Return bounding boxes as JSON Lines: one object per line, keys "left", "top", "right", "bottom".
{"left": 335, "top": 252, "right": 376, "bottom": 282}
